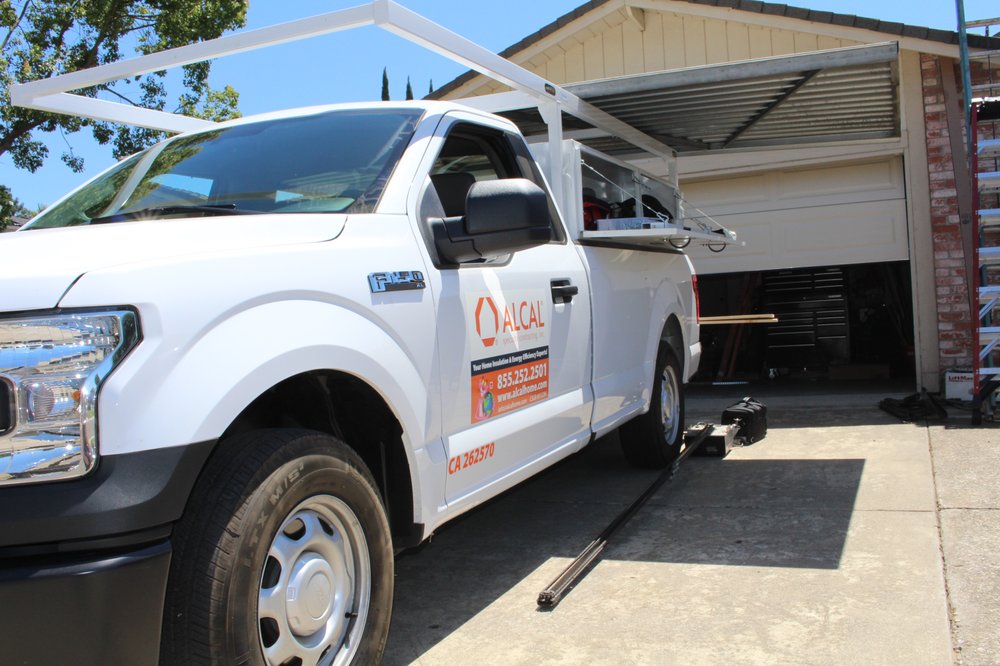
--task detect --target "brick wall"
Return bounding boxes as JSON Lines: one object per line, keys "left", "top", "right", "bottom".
{"left": 920, "top": 53, "right": 973, "bottom": 370}
{"left": 920, "top": 55, "right": 1000, "bottom": 374}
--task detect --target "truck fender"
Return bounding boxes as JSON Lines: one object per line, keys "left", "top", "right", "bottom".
{"left": 97, "top": 300, "right": 429, "bottom": 512}
{"left": 657, "top": 267, "right": 699, "bottom": 375}
{"left": 639, "top": 280, "right": 690, "bottom": 408}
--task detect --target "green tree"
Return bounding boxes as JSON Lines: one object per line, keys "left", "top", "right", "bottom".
{"left": 428, "top": 79, "right": 433, "bottom": 96}
{"left": 405, "top": 76, "right": 413, "bottom": 101}
{"left": 381, "top": 67, "right": 390, "bottom": 101}
{"left": 0, "top": 183, "right": 29, "bottom": 229}
{"left": 0, "top": 0, "right": 248, "bottom": 175}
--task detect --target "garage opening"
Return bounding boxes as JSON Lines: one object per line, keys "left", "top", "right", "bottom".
{"left": 694, "top": 261, "right": 915, "bottom": 383}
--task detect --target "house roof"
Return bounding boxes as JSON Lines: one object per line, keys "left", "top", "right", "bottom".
{"left": 428, "top": 0, "right": 991, "bottom": 100}
{"left": 2, "top": 216, "right": 28, "bottom": 232}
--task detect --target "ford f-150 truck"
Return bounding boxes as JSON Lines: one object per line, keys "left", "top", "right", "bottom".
{"left": 0, "top": 100, "right": 704, "bottom": 665}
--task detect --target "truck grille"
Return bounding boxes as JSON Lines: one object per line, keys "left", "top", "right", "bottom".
{"left": 0, "top": 380, "right": 11, "bottom": 436}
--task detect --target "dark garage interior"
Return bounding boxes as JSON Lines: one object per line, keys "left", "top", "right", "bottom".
{"left": 694, "top": 261, "right": 915, "bottom": 383}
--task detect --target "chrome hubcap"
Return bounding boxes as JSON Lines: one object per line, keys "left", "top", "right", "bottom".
{"left": 258, "top": 495, "right": 370, "bottom": 666}
{"left": 659, "top": 364, "right": 680, "bottom": 445}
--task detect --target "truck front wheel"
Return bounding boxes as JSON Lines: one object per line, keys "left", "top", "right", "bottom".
{"left": 160, "top": 429, "right": 393, "bottom": 665}
{"left": 620, "top": 346, "right": 685, "bottom": 468}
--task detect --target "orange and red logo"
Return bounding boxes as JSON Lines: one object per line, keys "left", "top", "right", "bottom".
{"left": 474, "top": 296, "right": 500, "bottom": 347}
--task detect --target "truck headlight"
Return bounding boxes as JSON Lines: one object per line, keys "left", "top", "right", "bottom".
{"left": 0, "top": 309, "right": 140, "bottom": 486}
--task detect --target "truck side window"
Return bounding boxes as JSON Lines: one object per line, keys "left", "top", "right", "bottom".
{"left": 426, "top": 123, "right": 564, "bottom": 242}
{"left": 430, "top": 127, "right": 516, "bottom": 217}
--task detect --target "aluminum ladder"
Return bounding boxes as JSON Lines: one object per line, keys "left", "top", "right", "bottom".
{"left": 957, "top": 6, "right": 1000, "bottom": 423}
{"left": 972, "top": 101, "right": 1000, "bottom": 423}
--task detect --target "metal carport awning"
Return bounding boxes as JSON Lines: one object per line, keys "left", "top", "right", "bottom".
{"left": 468, "top": 42, "right": 900, "bottom": 157}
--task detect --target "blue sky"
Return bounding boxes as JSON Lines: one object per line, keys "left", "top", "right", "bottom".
{"left": 2, "top": 0, "right": 995, "bottom": 209}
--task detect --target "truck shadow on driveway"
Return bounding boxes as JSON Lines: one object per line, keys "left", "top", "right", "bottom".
{"left": 386, "top": 423, "right": 864, "bottom": 663}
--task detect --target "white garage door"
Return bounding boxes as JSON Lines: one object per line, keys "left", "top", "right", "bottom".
{"left": 680, "top": 157, "right": 908, "bottom": 275}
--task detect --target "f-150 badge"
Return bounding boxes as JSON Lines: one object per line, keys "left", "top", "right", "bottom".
{"left": 368, "top": 271, "right": 426, "bottom": 293}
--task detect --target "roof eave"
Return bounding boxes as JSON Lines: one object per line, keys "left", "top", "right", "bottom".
{"left": 430, "top": 0, "right": 995, "bottom": 101}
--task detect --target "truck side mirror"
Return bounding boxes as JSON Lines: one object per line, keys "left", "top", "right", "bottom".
{"left": 430, "top": 178, "right": 552, "bottom": 265}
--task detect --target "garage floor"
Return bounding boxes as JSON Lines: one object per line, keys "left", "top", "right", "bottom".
{"left": 384, "top": 386, "right": 999, "bottom": 665}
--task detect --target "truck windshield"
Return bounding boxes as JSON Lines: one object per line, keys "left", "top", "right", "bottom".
{"left": 27, "top": 108, "right": 423, "bottom": 229}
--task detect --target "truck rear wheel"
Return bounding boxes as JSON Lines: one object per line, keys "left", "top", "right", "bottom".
{"left": 620, "top": 346, "right": 684, "bottom": 468}
{"left": 160, "top": 429, "right": 393, "bottom": 665}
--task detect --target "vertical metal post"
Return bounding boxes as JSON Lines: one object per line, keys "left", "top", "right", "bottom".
{"left": 956, "top": 0, "right": 974, "bottom": 150}
{"left": 667, "top": 153, "right": 681, "bottom": 220}
{"left": 538, "top": 100, "right": 565, "bottom": 218}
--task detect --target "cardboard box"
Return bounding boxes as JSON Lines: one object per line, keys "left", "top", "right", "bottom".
{"left": 945, "top": 369, "right": 974, "bottom": 400}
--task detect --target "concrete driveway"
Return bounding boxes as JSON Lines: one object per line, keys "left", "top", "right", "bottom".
{"left": 384, "top": 386, "right": 999, "bottom": 665}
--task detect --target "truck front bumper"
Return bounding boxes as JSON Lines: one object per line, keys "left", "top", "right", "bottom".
{"left": 0, "top": 540, "right": 170, "bottom": 666}
{"left": 0, "top": 441, "right": 215, "bottom": 664}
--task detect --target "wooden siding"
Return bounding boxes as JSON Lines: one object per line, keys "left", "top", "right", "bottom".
{"left": 445, "top": 8, "right": 861, "bottom": 99}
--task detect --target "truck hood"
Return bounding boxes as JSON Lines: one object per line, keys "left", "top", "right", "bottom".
{"left": 0, "top": 215, "right": 346, "bottom": 312}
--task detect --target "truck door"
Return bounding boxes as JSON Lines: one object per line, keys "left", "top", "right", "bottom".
{"left": 417, "top": 114, "right": 593, "bottom": 507}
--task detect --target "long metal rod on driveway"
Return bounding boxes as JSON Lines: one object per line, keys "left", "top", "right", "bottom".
{"left": 536, "top": 423, "right": 713, "bottom": 608}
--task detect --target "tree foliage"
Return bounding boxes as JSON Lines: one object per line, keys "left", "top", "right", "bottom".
{"left": 0, "top": 0, "right": 248, "bottom": 175}
{"left": 0, "top": 183, "right": 28, "bottom": 229}
{"left": 382, "top": 69, "right": 432, "bottom": 101}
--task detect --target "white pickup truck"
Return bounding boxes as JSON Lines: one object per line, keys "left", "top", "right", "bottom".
{"left": 0, "top": 101, "right": 702, "bottom": 665}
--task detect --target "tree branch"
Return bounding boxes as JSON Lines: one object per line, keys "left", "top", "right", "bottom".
{"left": 1, "top": 0, "right": 247, "bottom": 174}
{"left": 48, "top": 17, "right": 75, "bottom": 75}
{"left": 1, "top": 0, "right": 32, "bottom": 52}
{"left": 78, "top": 0, "right": 130, "bottom": 69}
{"left": 0, "top": 117, "right": 45, "bottom": 158}
{"left": 96, "top": 84, "right": 141, "bottom": 107}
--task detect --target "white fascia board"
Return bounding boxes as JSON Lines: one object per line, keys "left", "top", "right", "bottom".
{"left": 632, "top": 0, "right": 963, "bottom": 58}
{"left": 676, "top": 139, "right": 905, "bottom": 179}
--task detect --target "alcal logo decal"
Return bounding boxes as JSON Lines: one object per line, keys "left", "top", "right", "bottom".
{"left": 473, "top": 295, "right": 546, "bottom": 349}
{"left": 468, "top": 290, "right": 551, "bottom": 423}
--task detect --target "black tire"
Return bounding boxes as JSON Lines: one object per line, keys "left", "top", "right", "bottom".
{"left": 160, "top": 429, "right": 393, "bottom": 666}
{"left": 620, "top": 346, "right": 685, "bottom": 468}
